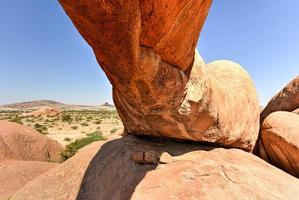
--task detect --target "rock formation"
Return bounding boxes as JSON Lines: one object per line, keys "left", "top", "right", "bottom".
{"left": 20, "top": 107, "right": 61, "bottom": 117}
{"left": 59, "top": 0, "right": 260, "bottom": 151}
{"left": 0, "top": 160, "right": 58, "bottom": 200}
{"left": 259, "top": 111, "right": 299, "bottom": 177}
{"left": 11, "top": 136, "right": 299, "bottom": 200}
{"left": 11, "top": 140, "right": 106, "bottom": 200}
{"left": 0, "top": 120, "right": 63, "bottom": 162}
{"left": 293, "top": 108, "right": 299, "bottom": 114}
{"left": 260, "top": 76, "right": 299, "bottom": 123}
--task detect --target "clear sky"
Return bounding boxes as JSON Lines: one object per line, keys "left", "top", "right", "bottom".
{"left": 0, "top": 1, "right": 298, "bottom": 106}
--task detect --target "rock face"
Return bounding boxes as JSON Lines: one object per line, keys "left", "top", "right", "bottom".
{"left": 0, "top": 120, "right": 63, "bottom": 162}
{"left": 0, "top": 160, "right": 58, "bottom": 200}
{"left": 11, "top": 136, "right": 299, "bottom": 200}
{"left": 261, "top": 76, "right": 299, "bottom": 123}
{"left": 20, "top": 107, "right": 61, "bottom": 117}
{"left": 59, "top": 0, "right": 260, "bottom": 151}
{"left": 259, "top": 111, "right": 299, "bottom": 177}
{"left": 11, "top": 140, "right": 106, "bottom": 200}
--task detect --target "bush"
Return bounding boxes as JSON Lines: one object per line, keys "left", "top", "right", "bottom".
{"left": 64, "top": 137, "right": 71, "bottom": 142}
{"left": 34, "top": 123, "right": 48, "bottom": 134}
{"left": 110, "top": 127, "right": 118, "bottom": 134}
{"left": 61, "top": 131, "right": 105, "bottom": 160}
{"left": 94, "top": 119, "right": 102, "bottom": 125}
{"left": 61, "top": 114, "right": 72, "bottom": 123}
{"left": 71, "top": 126, "right": 78, "bottom": 130}
{"left": 80, "top": 122, "right": 89, "bottom": 126}
{"left": 9, "top": 116, "right": 23, "bottom": 124}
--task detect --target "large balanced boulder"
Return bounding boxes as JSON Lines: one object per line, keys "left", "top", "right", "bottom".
{"left": 11, "top": 136, "right": 299, "bottom": 200}
{"left": 0, "top": 160, "right": 58, "bottom": 200}
{"left": 59, "top": 0, "right": 260, "bottom": 151}
{"left": 0, "top": 120, "right": 63, "bottom": 162}
{"left": 259, "top": 111, "right": 299, "bottom": 177}
{"left": 261, "top": 76, "right": 299, "bottom": 123}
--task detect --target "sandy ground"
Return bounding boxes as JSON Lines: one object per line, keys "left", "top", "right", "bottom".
{"left": 0, "top": 109, "right": 123, "bottom": 147}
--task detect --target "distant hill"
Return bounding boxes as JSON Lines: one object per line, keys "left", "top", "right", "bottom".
{"left": 0, "top": 100, "right": 114, "bottom": 110}
{"left": 1, "top": 100, "right": 67, "bottom": 110}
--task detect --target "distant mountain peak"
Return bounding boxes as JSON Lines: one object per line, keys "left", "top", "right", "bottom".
{"left": 101, "top": 102, "right": 114, "bottom": 107}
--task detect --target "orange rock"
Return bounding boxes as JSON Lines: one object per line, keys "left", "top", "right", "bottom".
{"left": 0, "top": 160, "right": 58, "bottom": 200}
{"left": 260, "top": 111, "right": 299, "bottom": 177}
{"left": 11, "top": 136, "right": 299, "bottom": 200}
{"left": 20, "top": 106, "right": 61, "bottom": 117}
{"left": 0, "top": 120, "right": 63, "bottom": 162}
{"left": 261, "top": 76, "right": 299, "bottom": 123}
{"left": 59, "top": 1, "right": 260, "bottom": 151}
{"left": 11, "top": 140, "right": 106, "bottom": 200}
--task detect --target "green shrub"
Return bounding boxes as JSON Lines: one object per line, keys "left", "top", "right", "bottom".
{"left": 80, "top": 122, "right": 89, "bottom": 126}
{"left": 34, "top": 123, "right": 48, "bottom": 134}
{"left": 64, "top": 137, "right": 71, "bottom": 142}
{"left": 94, "top": 119, "right": 102, "bottom": 125}
{"left": 71, "top": 126, "right": 78, "bottom": 130}
{"left": 110, "top": 127, "right": 118, "bottom": 134}
{"left": 61, "top": 114, "right": 72, "bottom": 123}
{"left": 9, "top": 116, "right": 23, "bottom": 124}
{"left": 87, "top": 116, "right": 93, "bottom": 120}
{"left": 61, "top": 131, "right": 105, "bottom": 160}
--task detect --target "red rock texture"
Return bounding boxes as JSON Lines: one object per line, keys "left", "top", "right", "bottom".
{"left": 0, "top": 160, "right": 58, "bottom": 200}
{"left": 59, "top": 0, "right": 260, "bottom": 151}
{"left": 260, "top": 111, "right": 299, "bottom": 178}
{"left": 261, "top": 76, "right": 299, "bottom": 123}
{"left": 11, "top": 136, "right": 299, "bottom": 200}
{"left": 0, "top": 120, "right": 63, "bottom": 162}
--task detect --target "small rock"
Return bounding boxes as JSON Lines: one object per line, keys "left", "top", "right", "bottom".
{"left": 159, "top": 152, "right": 173, "bottom": 164}
{"left": 131, "top": 151, "right": 159, "bottom": 165}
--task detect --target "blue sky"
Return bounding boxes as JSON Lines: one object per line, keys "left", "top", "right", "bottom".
{"left": 0, "top": 1, "right": 298, "bottom": 106}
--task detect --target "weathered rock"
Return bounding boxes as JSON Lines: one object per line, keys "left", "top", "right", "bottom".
{"left": 59, "top": 0, "right": 260, "bottom": 151}
{"left": 0, "top": 120, "right": 63, "bottom": 162}
{"left": 20, "top": 107, "right": 61, "bottom": 117}
{"left": 0, "top": 160, "right": 58, "bottom": 200}
{"left": 261, "top": 76, "right": 299, "bottom": 123}
{"left": 11, "top": 140, "right": 106, "bottom": 200}
{"left": 12, "top": 136, "right": 299, "bottom": 200}
{"left": 293, "top": 108, "right": 299, "bottom": 114}
{"left": 259, "top": 111, "right": 299, "bottom": 177}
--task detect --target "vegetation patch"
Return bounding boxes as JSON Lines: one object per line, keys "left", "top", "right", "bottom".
{"left": 64, "top": 137, "right": 71, "bottom": 142}
{"left": 80, "top": 122, "right": 89, "bottom": 126}
{"left": 34, "top": 123, "right": 48, "bottom": 134}
{"left": 61, "top": 114, "right": 72, "bottom": 123}
{"left": 61, "top": 131, "right": 105, "bottom": 160}
{"left": 110, "top": 127, "right": 118, "bottom": 134}
{"left": 9, "top": 116, "right": 23, "bottom": 124}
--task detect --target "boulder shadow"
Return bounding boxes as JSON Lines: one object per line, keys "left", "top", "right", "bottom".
{"left": 76, "top": 135, "right": 216, "bottom": 200}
